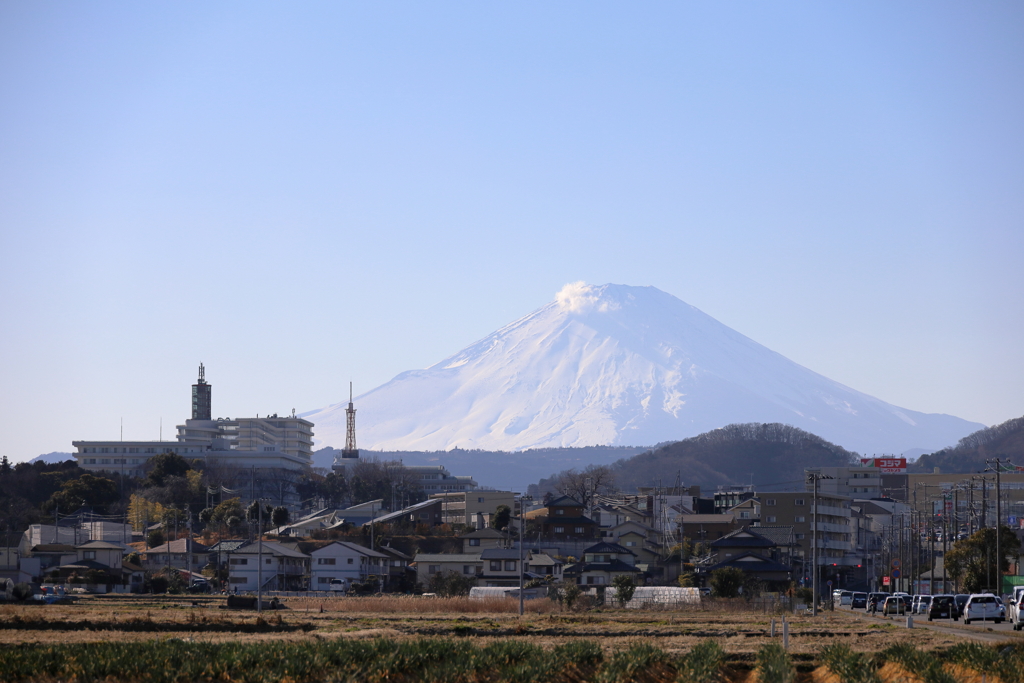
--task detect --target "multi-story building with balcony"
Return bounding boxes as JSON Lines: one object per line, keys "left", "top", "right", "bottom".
{"left": 757, "top": 491, "right": 855, "bottom": 568}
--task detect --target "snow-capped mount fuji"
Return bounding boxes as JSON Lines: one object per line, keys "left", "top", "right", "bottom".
{"left": 304, "top": 283, "right": 983, "bottom": 455}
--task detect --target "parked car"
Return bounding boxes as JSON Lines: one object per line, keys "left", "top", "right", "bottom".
{"left": 964, "top": 594, "right": 1003, "bottom": 624}
{"left": 851, "top": 592, "right": 868, "bottom": 609}
{"left": 882, "top": 596, "right": 909, "bottom": 616}
{"left": 928, "top": 595, "right": 957, "bottom": 621}
{"left": 328, "top": 578, "right": 348, "bottom": 593}
{"left": 915, "top": 595, "right": 932, "bottom": 614}
{"left": 954, "top": 594, "right": 971, "bottom": 618}
{"left": 1008, "top": 587, "right": 1024, "bottom": 630}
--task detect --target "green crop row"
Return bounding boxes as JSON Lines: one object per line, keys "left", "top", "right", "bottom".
{"left": 3, "top": 637, "right": 1024, "bottom": 683}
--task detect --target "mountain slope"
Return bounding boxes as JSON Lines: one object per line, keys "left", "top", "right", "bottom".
{"left": 530, "top": 423, "right": 858, "bottom": 495}
{"left": 304, "top": 283, "right": 983, "bottom": 455}
{"left": 909, "top": 415, "right": 1024, "bottom": 473}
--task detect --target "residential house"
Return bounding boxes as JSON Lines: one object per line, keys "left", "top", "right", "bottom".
{"left": 368, "top": 499, "right": 444, "bottom": 528}
{"left": 565, "top": 541, "right": 644, "bottom": 586}
{"left": 227, "top": 541, "right": 309, "bottom": 591}
{"left": 677, "top": 514, "right": 739, "bottom": 544}
{"left": 479, "top": 549, "right": 524, "bottom": 587}
{"left": 431, "top": 490, "right": 516, "bottom": 528}
{"left": 526, "top": 552, "right": 563, "bottom": 581}
{"left": 309, "top": 541, "right": 389, "bottom": 590}
{"left": 413, "top": 553, "right": 483, "bottom": 589}
{"left": 461, "top": 527, "right": 510, "bottom": 552}
{"left": 378, "top": 545, "right": 414, "bottom": 589}
{"left": 525, "top": 496, "right": 599, "bottom": 542}
{"left": 142, "top": 538, "right": 211, "bottom": 574}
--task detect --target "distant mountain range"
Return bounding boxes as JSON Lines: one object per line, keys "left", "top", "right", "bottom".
{"left": 29, "top": 452, "right": 74, "bottom": 464}
{"left": 304, "top": 282, "right": 983, "bottom": 456}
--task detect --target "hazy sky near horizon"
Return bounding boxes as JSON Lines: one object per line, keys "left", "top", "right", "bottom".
{"left": 2, "top": 3, "right": 1022, "bottom": 463}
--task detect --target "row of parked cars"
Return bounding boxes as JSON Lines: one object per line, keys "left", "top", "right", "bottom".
{"left": 833, "top": 589, "right": 1020, "bottom": 625}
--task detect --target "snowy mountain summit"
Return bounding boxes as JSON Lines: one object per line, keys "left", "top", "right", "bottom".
{"left": 305, "top": 282, "right": 982, "bottom": 455}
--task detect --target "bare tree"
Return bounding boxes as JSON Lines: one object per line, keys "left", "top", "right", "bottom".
{"left": 553, "top": 464, "right": 616, "bottom": 508}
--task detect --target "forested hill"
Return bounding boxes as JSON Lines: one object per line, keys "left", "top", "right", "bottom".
{"left": 909, "top": 415, "right": 1024, "bottom": 473}
{"left": 607, "top": 423, "right": 859, "bottom": 492}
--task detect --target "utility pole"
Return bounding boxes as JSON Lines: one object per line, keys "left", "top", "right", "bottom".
{"left": 806, "top": 472, "right": 833, "bottom": 615}
{"left": 257, "top": 501, "right": 265, "bottom": 614}
{"left": 986, "top": 458, "right": 1012, "bottom": 595}
{"left": 518, "top": 493, "right": 524, "bottom": 617}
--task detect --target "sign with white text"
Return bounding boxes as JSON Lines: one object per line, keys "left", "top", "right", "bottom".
{"left": 860, "top": 457, "right": 907, "bottom": 474}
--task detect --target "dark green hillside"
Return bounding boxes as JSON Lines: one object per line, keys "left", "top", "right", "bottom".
{"left": 910, "top": 415, "right": 1024, "bottom": 473}
{"left": 609, "top": 423, "right": 859, "bottom": 492}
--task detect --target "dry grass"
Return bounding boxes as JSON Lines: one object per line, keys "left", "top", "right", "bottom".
{"left": 286, "top": 594, "right": 557, "bottom": 614}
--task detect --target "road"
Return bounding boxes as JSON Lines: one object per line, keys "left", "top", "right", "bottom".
{"left": 838, "top": 604, "right": 1024, "bottom": 644}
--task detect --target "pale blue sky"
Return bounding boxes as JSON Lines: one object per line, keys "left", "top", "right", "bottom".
{"left": 2, "top": 2, "right": 1022, "bottom": 462}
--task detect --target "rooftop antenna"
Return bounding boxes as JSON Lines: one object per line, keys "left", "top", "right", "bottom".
{"left": 341, "top": 382, "right": 359, "bottom": 460}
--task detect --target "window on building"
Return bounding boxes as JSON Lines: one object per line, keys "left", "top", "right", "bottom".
{"left": 625, "top": 541, "right": 636, "bottom": 547}
{"left": 504, "top": 560, "right": 516, "bottom": 571}
{"left": 795, "top": 499, "right": 805, "bottom": 506}
{"left": 490, "top": 560, "right": 502, "bottom": 571}
{"left": 318, "top": 577, "right": 330, "bottom": 584}
{"left": 347, "top": 558, "right": 354, "bottom": 564}
{"left": 795, "top": 516, "right": 805, "bottom": 523}
{"left": 463, "top": 565, "right": 474, "bottom": 574}
{"left": 575, "top": 527, "right": 584, "bottom": 534}
{"left": 554, "top": 526, "right": 564, "bottom": 533}
{"left": 477, "top": 497, "right": 484, "bottom": 503}
{"left": 318, "top": 558, "right": 336, "bottom": 565}
{"left": 229, "top": 558, "right": 248, "bottom": 566}
{"left": 795, "top": 533, "right": 805, "bottom": 540}
{"left": 266, "top": 558, "right": 272, "bottom": 564}
{"left": 428, "top": 565, "right": 440, "bottom": 574}
{"left": 468, "top": 538, "right": 480, "bottom": 546}
{"left": 556, "top": 509, "right": 564, "bottom": 515}
{"left": 739, "top": 511, "right": 750, "bottom": 519}
{"left": 765, "top": 516, "right": 777, "bottom": 523}
{"left": 765, "top": 499, "right": 776, "bottom": 506}
{"left": 84, "top": 551, "right": 96, "bottom": 560}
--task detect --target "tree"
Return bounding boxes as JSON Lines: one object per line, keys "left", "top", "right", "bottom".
{"left": 0, "top": 456, "right": 11, "bottom": 475}
{"left": 246, "top": 500, "right": 273, "bottom": 526}
{"left": 552, "top": 465, "right": 616, "bottom": 508}
{"left": 945, "top": 526, "right": 1021, "bottom": 593}
{"left": 145, "top": 452, "right": 192, "bottom": 487}
{"left": 42, "top": 474, "right": 119, "bottom": 515}
{"left": 491, "top": 505, "right": 512, "bottom": 531}
{"left": 709, "top": 567, "right": 745, "bottom": 598}
{"left": 271, "top": 506, "right": 290, "bottom": 528}
{"left": 147, "top": 529, "right": 165, "bottom": 548}
{"left": 611, "top": 574, "right": 637, "bottom": 607}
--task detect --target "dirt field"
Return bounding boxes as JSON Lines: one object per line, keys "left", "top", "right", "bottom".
{"left": 0, "top": 593, "right": 975, "bottom": 656}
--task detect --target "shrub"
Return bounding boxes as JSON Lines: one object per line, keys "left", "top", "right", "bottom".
{"left": 709, "top": 567, "right": 745, "bottom": 598}
{"left": 611, "top": 574, "right": 636, "bottom": 607}
{"left": 11, "top": 583, "right": 33, "bottom": 601}
{"left": 755, "top": 642, "right": 795, "bottom": 683}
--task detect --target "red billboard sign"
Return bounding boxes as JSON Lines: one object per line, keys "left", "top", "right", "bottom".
{"left": 882, "top": 576, "right": 890, "bottom": 586}
{"left": 860, "top": 457, "right": 907, "bottom": 474}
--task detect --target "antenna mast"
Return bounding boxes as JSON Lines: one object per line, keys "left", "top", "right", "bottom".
{"left": 341, "top": 382, "right": 359, "bottom": 459}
